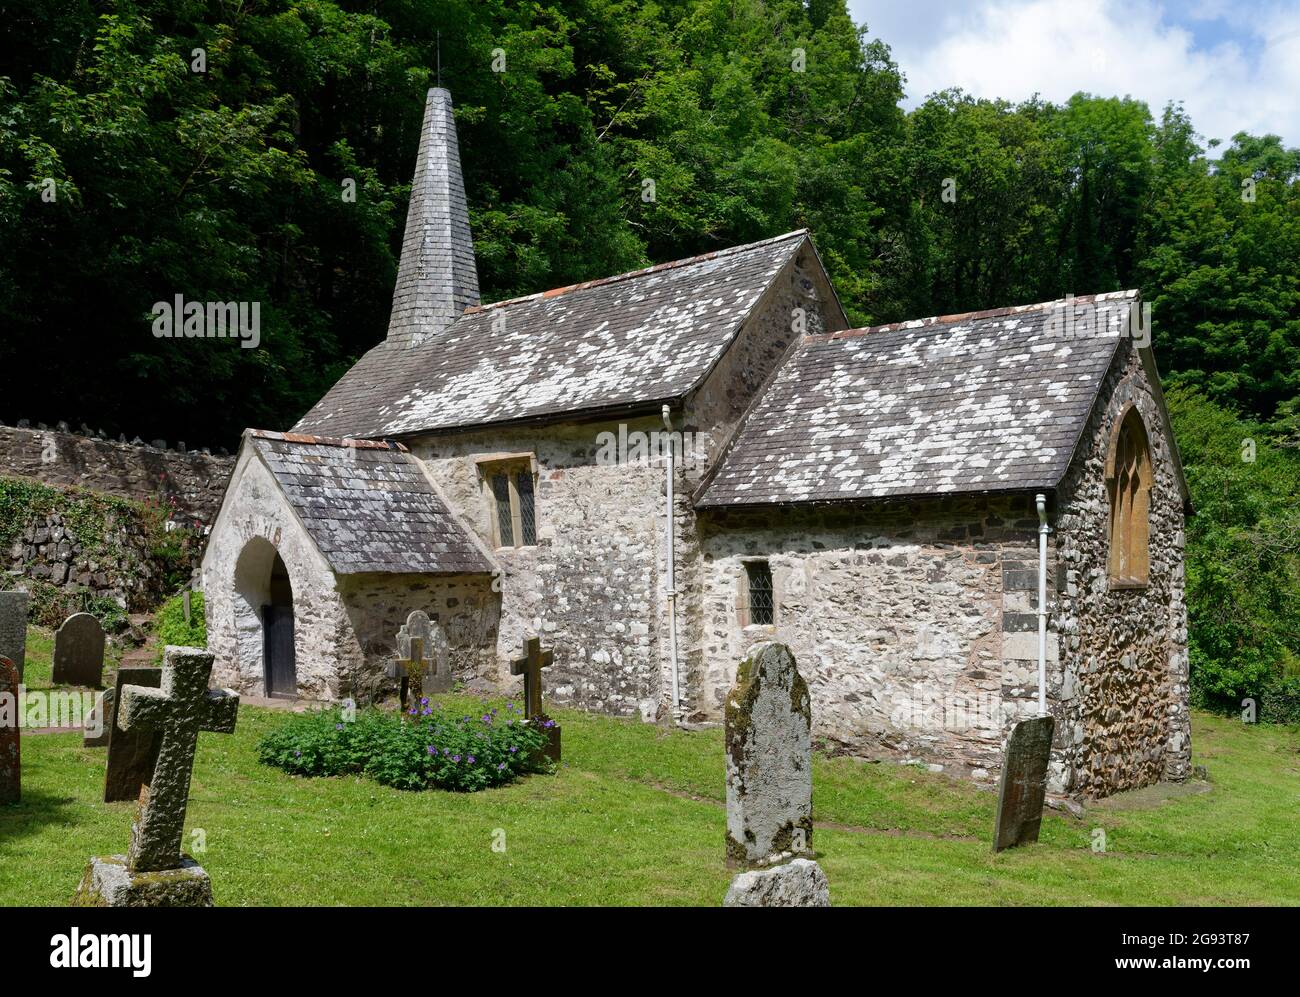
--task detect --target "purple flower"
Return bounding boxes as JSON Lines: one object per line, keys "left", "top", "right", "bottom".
{"left": 451, "top": 754, "right": 461, "bottom": 763}
{"left": 481, "top": 713, "right": 492, "bottom": 724}
{"left": 509, "top": 745, "right": 518, "bottom": 753}
{"left": 335, "top": 723, "right": 344, "bottom": 731}
{"left": 467, "top": 755, "right": 476, "bottom": 764}
{"left": 543, "top": 720, "right": 555, "bottom": 729}
{"left": 294, "top": 750, "right": 301, "bottom": 757}
{"left": 420, "top": 697, "right": 429, "bottom": 706}
{"left": 497, "top": 762, "right": 506, "bottom": 771}
{"left": 427, "top": 745, "right": 437, "bottom": 755}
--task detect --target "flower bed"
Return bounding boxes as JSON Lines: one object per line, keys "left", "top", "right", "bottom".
{"left": 257, "top": 699, "right": 550, "bottom": 792}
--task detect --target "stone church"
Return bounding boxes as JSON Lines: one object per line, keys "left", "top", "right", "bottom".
{"left": 202, "top": 87, "right": 1192, "bottom": 799}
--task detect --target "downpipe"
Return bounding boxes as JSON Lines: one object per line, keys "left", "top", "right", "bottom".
{"left": 1036, "top": 493, "right": 1050, "bottom": 716}
{"left": 663, "top": 405, "right": 683, "bottom": 724}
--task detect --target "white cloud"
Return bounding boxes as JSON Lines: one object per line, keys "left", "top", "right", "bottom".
{"left": 849, "top": 0, "right": 1300, "bottom": 148}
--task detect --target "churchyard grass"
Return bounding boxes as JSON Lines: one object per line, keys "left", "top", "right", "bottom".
{"left": 3, "top": 629, "right": 1297, "bottom": 905}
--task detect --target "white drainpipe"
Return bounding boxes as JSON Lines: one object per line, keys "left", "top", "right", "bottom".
{"left": 663, "top": 405, "right": 682, "bottom": 723}
{"left": 1036, "top": 493, "right": 1050, "bottom": 716}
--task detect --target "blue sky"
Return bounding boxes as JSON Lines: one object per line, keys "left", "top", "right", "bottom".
{"left": 846, "top": 0, "right": 1300, "bottom": 148}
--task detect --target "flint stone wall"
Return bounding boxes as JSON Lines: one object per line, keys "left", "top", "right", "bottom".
{"left": 0, "top": 424, "right": 233, "bottom": 525}
{"left": 1052, "top": 338, "right": 1190, "bottom": 798}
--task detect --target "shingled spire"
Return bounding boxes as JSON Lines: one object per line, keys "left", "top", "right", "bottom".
{"left": 388, "top": 87, "right": 480, "bottom": 347}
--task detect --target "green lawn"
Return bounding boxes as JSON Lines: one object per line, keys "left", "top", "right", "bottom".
{"left": 3, "top": 631, "right": 1298, "bottom": 905}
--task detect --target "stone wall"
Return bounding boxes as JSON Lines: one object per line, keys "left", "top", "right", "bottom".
{"left": 0, "top": 424, "right": 234, "bottom": 526}
{"left": 2, "top": 477, "right": 193, "bottom": 620}
{"left": 408, "top": 246, "right": 845, "bottom": 721}
{"left": 1052, "top": 339, "right": 1191, "bottom": 798}
{"left": 202, "top": 450, "right": 503, "bottom": 703}
{"left": 201, "top": 451, "right": 350, "bottom": 700}
{"left": 697, "top": 497, "right": 1059, "bottom": 782}
{"left": 336, "top": 572, "right": 500, "bottom": 700}
{"left": 412, "top": 417, "right": 667, "bottom": 719}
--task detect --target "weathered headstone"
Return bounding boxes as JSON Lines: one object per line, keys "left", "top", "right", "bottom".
{"left": 992, "top": 714, "right": 1056, "bottom": 852}
{"left": 725, "top": 641, "right": 814, "bottom": 868}
{"left": 386, "top": 610, "right": 451, "bottom": 708}
{"left": 722, "top": 643, "right": 829, "bottom": 906}
{"left": 75, "top": 645, "right": 239, "bottom": 906}
{"left": 0, "top": 592, "right": 29, "bottom": 681}
{"left": 52, "top": 612, "right": 105, "bottom": 687}
{"left": 723, "top": 857, "right": 830, "bottom": 907}
{"left": 0, "top": 656, "right": 19, "bottom": 804}
{"left": 512, "top": 635, "right": 560, "bottom": 762}
{"left": 103, "top": 665, "right": 163, "bottom": 802}
{"left": 84, "top": 688, "right": 115, "bottom": 748}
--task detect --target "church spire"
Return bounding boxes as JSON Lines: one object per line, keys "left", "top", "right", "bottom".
{"left": 388, "top": 87, "right": 480, "bottom": 347}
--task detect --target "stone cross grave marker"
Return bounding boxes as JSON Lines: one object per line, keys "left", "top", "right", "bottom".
{"left": 387, "top": 610, "right": 451, "bottom": 708}
{"left": 52, "top": 612, "right": 105, "bottom": 687}
{"left": 1, "top": 656, "right": 19, "bottom": 804}
{"left": 993, "top": 715, "right": 1056, "bottom": 852}
{"left": 103, "top": 665, "right": 163, "bottom": 802}
{"left": 724, "top": 641, "right": 814, "bottom": 868}
{"left": 0, "top": 591, "right": 29, "bottom": 681}
{"left": 116, "top": 646, "right": 239, "bottom": 872}
{"left": 511, "top": 635, "right": 553, "bottom": 720}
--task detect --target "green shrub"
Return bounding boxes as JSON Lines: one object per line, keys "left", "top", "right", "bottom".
{"left": 1167, "top": 386, "right": 1300, "bottom": 718}
{"left": 257, "top": 699, "right": 550, "bottom": 792}
{"left": 154, "top": 590, "right": 206, "bottom": 653}
{"left": 1259, "top": 677, "right": 1300, "bottom": 726}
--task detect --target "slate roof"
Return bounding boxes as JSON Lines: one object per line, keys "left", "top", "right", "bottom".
{"left": 388, "top": 88, "right": 480, "bottom": 347}
{"left": 696, "top": 291, "right": 1138, "bottom": 507}
{"left": 293, "top": 230, "right": 808, "bottom": 439}
{"left": 248, "top": 430, "right": 492, "bottom": 575}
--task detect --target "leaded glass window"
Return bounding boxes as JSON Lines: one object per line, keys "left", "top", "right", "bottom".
{"left": 482, "top": 457, "right": 537, "bottom": 549}
{"left": 744, "top": 561, "right": 774, "bottom": 626}
{"left": 491, "top": 472, "right": 514, "bottom": 547}
{"left": 515, "top": 469, "right": 536, "bottom": 546}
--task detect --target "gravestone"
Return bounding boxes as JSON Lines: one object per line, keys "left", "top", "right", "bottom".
{"left": 0, "top": 656, "right": 19, "bottom": 804}
{"left": 52, "top": 612, "right": 105, "bottom": 687}
{"left": 723, "top": 858, "right": 830, "bottom": 907}
{"left": 992, "top": 715, "right": 1056, "bottom": 852}
{"left": 84, "top": 688, "right": 115, "bottom": 747}
{"left": 103, "top": 665, "right": 163, "bottom": 802}
{"left": 0, "top": 592, "right": 29, "bottom": 681}
{"left": 75, "top": 645, "right": 239, "bottom": 906}
{"left": 511, "top": 635, "right": 560, "bottom": 762}
{"left": 725, "top": 641, "right": 814, "bottom": 868}
{"left": 722, "top": 642, "right": 828, "bottom": 906}
{"left": 386, "top": 610, "right": 451, "bottom": 708}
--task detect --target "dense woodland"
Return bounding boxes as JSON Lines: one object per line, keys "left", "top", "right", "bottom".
{"left": 0, "top": 1, "right": 1297, "bottom": 715}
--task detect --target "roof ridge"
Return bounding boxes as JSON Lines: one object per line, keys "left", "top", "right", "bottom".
{"left": 247, "top": 428, "right": 407, "bottom": 452}
{"left": 460, "top": 229, "right": 809, "bottom": 316}
{"left": 805, "top": 289, "right": 1140, "bottom": 344}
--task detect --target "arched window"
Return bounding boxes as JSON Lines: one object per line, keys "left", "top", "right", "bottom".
{"left": 1106, "top": 405, "right": 1152, "bottom": 586}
